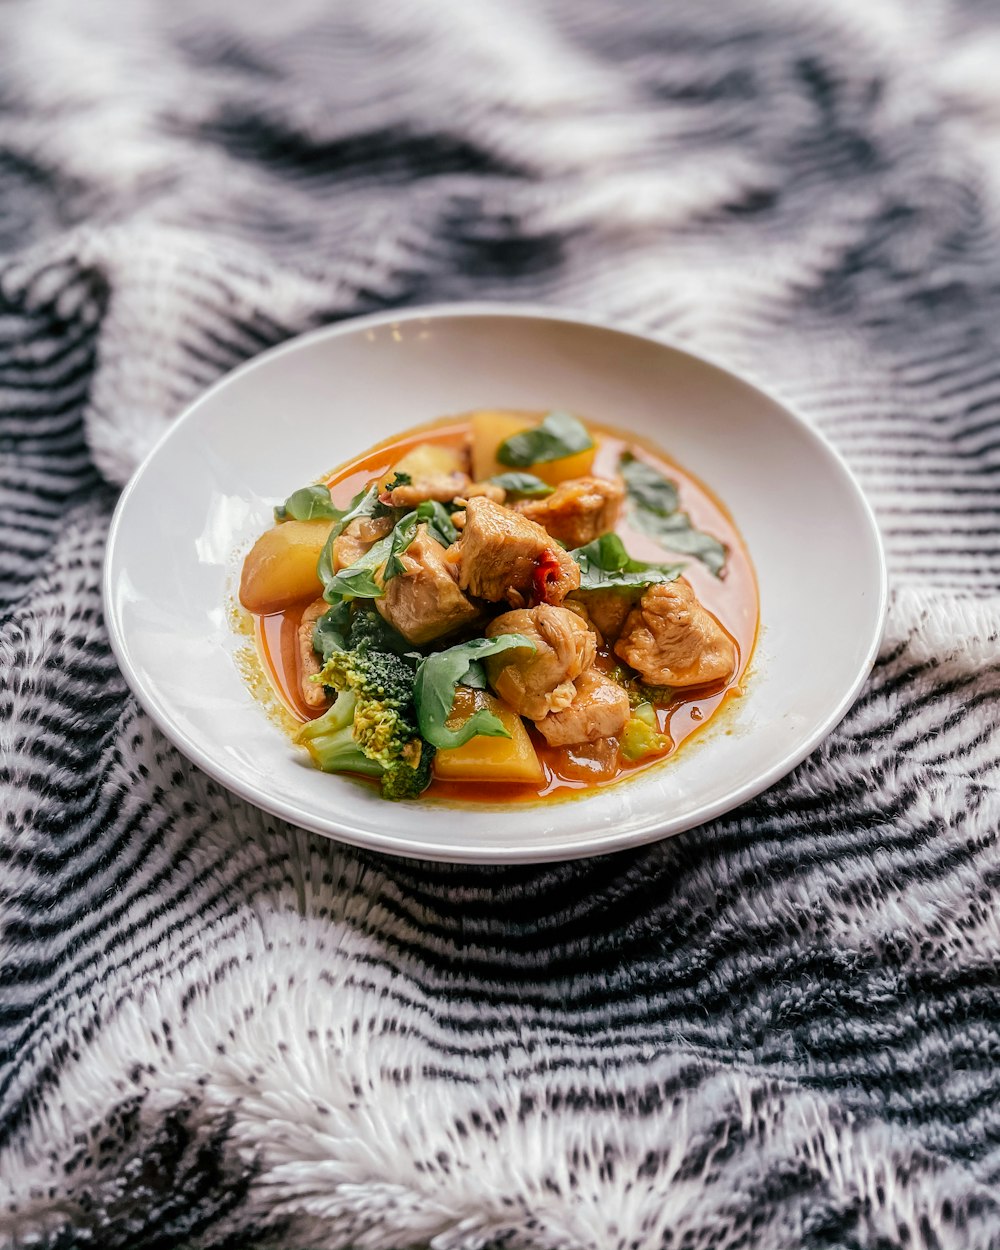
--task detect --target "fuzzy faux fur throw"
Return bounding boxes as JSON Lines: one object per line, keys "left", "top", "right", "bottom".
{"left": 3, "top": 1, "right": 1000, "bottom": 1247}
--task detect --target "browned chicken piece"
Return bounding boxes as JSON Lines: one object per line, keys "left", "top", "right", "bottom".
{"left": 575, "top": 589, "right": 635, "bottom": 645}
{"left": 460, "top": 481, "right": 506, "bottom": 503}
{"left": 297, "top": 598, "right": 330, "bottom": 710}
{"left": 614, "top": 579, "right": 736, "bottom": 687}
{"left": 484, "top": 604, "right": 596, "bottom": 719}
{"left": 452, "top": 497, "right": 580, "bottom": 606}
{"left": 514, "top": 476, "right": 626, "bottom": 549}
{"left": 561, "top": 597, "right": 599, "bottom": 638}
{"left": 384, "top": 473, "right": 471, "bottom": 507}
{"left": 534, "top": 668, "right": 630, "bottom": 746}
{"left": 332, "top": 514, "right": 394, "bottom": 572}
{"left": 375, "top": 524, "right": 480, "bottom": 646}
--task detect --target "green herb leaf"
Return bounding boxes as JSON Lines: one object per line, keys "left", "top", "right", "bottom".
{"left": 380, "top": 501, "right": 458, "bottom": 587}
{"left": 570, "top": 532, "right": 684, "bottom": 591}
{"left": 312, "top": 601, "right": 352, "bottom": 662}
{"left": 488, "top": 472, "right": 555, "bottom": 498}
{"left": 628, "top": 508, "right": 727, "bottom": 577}
{"left": 414, "top": 634, "right": 536, "bottom": 749}
{"left": 382, "top": 512, "right": 420, "bottom": 584}
{"left": 317, "top": 485, "right": 383, "bottom": 603}
{"left": 497, "top": 411, "right": 594, "bottom": 468}
{"left": 274, "top": 483, "right": 338, "bottom": 522}
{"left": 619, "top": 453, "right": 679, "bottom": 516}
{"left": 619, "top": 452, "right": 727, "bottom": 576}
{"left": 415, "top": 499, "right": 458, "bottom": 545}
{"left": 383, "top": 471, "right": 412, "bottom": 491}
{"left": 321, "top": 529, "right": 394, "bottom": 602}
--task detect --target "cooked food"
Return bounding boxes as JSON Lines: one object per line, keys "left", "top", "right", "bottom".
{"left": 297, "top": 598, "right": 329, "bottom": 710}
{"left": 453, "top": 497, "right": 580, "bottom": 606}
{"left": 513, "top": 475, "right": 625, "bottom": 549}
{"left": 484, "top": 605, "right": 596, "bottom": 719}
{"left": 238, "top": 408, "right": 756, "bottom": 803}
{"left": 534, "top": 668, "right": 631, "bottom": 746}
{"left": 376, "top": 523, "right": 480, "bottom": 645}
{"left": 614, "top": 580, "right": 737, "bottom": 687}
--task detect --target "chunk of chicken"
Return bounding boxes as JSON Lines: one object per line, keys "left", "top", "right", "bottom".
{"left": 452, "top": 497, "right": 580, "bottom": 607}
{"left": 614, "top": 580, "right": 736, "bottom": 687}
{"left": 534, "top": 667, "right": 631, "bottom": 747}
{"left": 298, "top": 598, "right": 330, "bottom": 710}
{"left": 383, "top": 473, "right": 471, "bottom": 507}
{"left": 484, "top": 605, "right": 595, "bottom": 719}
{"left": 514, "top": 475, "right": 626, "bottom": 549}
{"left": 376, "top": 524, "right": 480, "bottom": 646}
{"left": 574, "top": 589, "right": 635, "bottom": 645}
{"left": 459, "top": 481, "right": 506, "bottom": 503}
{"left": 332, "top": 514, "right": 394, "bottom": 572}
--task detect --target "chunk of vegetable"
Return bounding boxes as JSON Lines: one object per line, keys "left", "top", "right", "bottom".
{"left": 471, "top": 410, "right": 596, "bottom": 485}
{"left": 433, "top": 688, "right": 544, "bottom": 783}
{"left": 382, "top": 442, "right": 465, "bottom": 487}
{"left": 240, "top": 519, "right": 335, "bottom": 613}
{"left": 620, "top": 701, "right": 672, "bottom": 761}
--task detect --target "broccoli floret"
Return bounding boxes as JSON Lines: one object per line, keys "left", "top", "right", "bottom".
{"left": 629, "top": 679, "right": 674, "bottom": 708}
{"left": 620, "top": 702, "right": 672, "bottom": 761}
{"left": 297, "top": 607, "right": 433, "bottom": 800}
{"left": 296, "top": 691, "right": 384, "bottom": 777}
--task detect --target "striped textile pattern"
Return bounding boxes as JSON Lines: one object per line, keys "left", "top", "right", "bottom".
{"left": 2, "top": 0, "right": 1000, "bottom": 1246}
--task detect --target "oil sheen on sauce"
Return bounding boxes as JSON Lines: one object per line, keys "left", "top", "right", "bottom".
{"left": 254, "top": 416, "right": 759, "bottom": 803}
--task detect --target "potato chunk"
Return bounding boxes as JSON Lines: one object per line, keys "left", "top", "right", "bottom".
{"left": 382, "top": 442, "right": 466, "bottom": 487}
{"left": 239, "top": 519, "right": 334, "bottom": 614}
{"left": 433, "top": 688, "right": 543, "bottom": 784}
{"left": 470, "top": 410, "right": 596, "bottom": 485}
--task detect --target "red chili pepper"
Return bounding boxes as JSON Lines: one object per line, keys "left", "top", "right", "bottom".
{"left": 532, "top": 549, "right": 563, "bottom": 605}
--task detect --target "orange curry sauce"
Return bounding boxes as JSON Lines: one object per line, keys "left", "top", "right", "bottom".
{"left": 253, "top": 416, "right": 759, "bottom": 803}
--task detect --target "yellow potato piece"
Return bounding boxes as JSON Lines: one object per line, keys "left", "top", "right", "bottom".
{"left": 239, "top": 518, "right": 334, "bottom": 614}
{"left": 381, "top": 442, "right": 464, "bottom": 487}
{"left": 530, "top": 448, "right": 597, "bottom": 487}
{"left": 471, "top": 410, "right": 534, "bottom": 480}
{"left": 433, "top": 688, "right": 544, "bottom": 784}
{"left": 470, "top": 409, "right": 596, "bottom": 486}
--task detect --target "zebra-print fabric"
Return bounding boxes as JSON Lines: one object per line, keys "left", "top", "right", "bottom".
{"left": 2, "top": 0, "right": 1000, "bottom": 1246}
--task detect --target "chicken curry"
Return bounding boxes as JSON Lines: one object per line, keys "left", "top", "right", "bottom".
{"left": 238, "top": 410, "right": 758, "bottom": 803}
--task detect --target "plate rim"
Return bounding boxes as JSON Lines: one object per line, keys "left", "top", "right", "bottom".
{"left": 102, "top": 301, "right": 888, "bottom": 863}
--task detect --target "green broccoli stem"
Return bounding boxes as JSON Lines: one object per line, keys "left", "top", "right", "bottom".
{"left": 296, "top": 691, "right": 385, "bottom": 778}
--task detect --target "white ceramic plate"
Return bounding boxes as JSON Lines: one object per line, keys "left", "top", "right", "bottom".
{"left": 104, "top": 305, "right": 886, "bottom": 863}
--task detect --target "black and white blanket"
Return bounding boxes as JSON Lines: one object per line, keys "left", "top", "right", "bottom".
{"left": 3, "top": 1, "right": 1000, "bottom": 1246}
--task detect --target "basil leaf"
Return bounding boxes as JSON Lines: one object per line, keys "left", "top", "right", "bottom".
{"left": 628, "top": 508, "right": 727, "bottom": 577}
{"left": 317, "top": 485, "right": 382, "bottom": 603}
{"left": 460, "top": 659, "right": 489, "bottom": 690}
{"left": 321, "top": 530, "right": 394, "bottom": 602}
{"left": 273, "top": 483, "right": 338, "bottom": 522}
{"left": 619, "top": 452, "right": 727, "bottom": 576}
{"left": 382, "top": 512, "right": 420, "bottom": 584}
{"left": 489, "top": 472, "right": 555, "bottom": 499}
{"left": 416, "top": 499, "right": 458, "bottom": 546}
{"left": 380, "top": 501, "right": 458, "bottom": 587}
{"left": 497, "top": 411, "right": 594, "bottom": 468}
{"left": 619, "top": 453, "right": 679, "bottom": 516}
{"left": 312, "top": 602, "right": 352, "bottom": 661}
{"left": 570, "top": 532, "right": 684, "bottom": 591}
{"left": 414, "top": 634, "right": 536, "bottom": 749}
